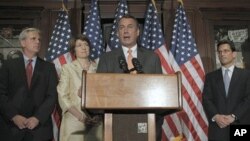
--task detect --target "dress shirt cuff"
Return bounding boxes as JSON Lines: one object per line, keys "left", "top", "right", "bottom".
{"left": 231, "top": 114, "right": 237, "bottom": 121}
{"left": 211, "top": 115, "right": 216, "bottom": 122}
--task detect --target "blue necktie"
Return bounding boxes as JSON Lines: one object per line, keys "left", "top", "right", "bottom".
{"left": 223, "top": 69, "right": 230, "bottom": 96}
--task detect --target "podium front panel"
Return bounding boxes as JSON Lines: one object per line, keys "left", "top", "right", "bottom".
{"left": 83, "top": 73, "right": 182, "bottom": 114}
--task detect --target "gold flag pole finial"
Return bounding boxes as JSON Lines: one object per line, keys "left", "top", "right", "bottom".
{"left": 177, "top": 0, "right": 184, "bottom": 6}
{"left": 151, "top": 0, "right": 157, "bottom": 11}
{"left": 62, "top": 0, "right": 69, "bottom": 14}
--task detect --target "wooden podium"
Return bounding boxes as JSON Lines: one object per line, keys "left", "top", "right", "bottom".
{"left": 81, "top": 72, "right": 182, "bottom": 141}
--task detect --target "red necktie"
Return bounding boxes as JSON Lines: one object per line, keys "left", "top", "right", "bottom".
{"left": 26, "top": 59, "right": 33, "bottom": 88}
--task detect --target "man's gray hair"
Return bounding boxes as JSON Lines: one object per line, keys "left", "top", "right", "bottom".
{"left": 19, "top": 28, "right": 41, "bottom": 41}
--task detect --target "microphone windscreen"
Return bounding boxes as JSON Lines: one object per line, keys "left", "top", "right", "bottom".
{"left": 118, "top": 56, "right": 129, "bottom": 73}
{"left": 132, "top": 58, "right": 143, "bottom": 73}
{"left": 132, "top": 58, "right": 141, "bottom": 67}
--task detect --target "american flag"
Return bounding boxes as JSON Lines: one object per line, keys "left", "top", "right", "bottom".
{"left": 44, "top": 10, "right": 73, "bottom": 141}
{"left": 165, "top": 4, "right": 208, "bottom": 141}
{"left": 140, "top": 1, "right": 173, "bottom": 74}
{"left": 140, "top": 1, "right": 208, "bottom": 141}
{"left": 83, "top": 0, "right": 104, "bottom": 60}
{"left": 107, "top": 0, "right": 128, "bottom": 51}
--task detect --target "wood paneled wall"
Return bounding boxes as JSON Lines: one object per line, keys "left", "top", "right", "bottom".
{"left": 0, "top": 0, "right": 81, "bottom": 57}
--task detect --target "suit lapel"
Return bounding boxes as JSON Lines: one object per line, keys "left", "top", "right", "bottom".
{"left": 216, "top": 69, "right": 227, "bottom": 98}
{"left": 116, "top": 47, "right": 125, "bottom": 59}
{"left": 137, "top": 47, "right": 145, "bottom": 67}
{"left": 216, "top": 67, "right": 240, "bottom": 98}
{"left": 71, "top": 60, "right": 84, "bottom": 78}
{"left": 17, "top": 57, "right": 28, "bottom": 88}
{"left": 227, "top": 67, "right": 240, "bottom": 97}
{"left": 72, "top": 60, "right": 82, "bottom": 70}
{"left": 114, "top": 48, "right": 126, "bottom": 73}
{"left": 30, "top": 57, "right": 41, "bottom": 89}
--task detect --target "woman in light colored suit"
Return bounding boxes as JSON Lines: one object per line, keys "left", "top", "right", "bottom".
{"left": 57, "top": 35, "right": 103, "bottom": 141}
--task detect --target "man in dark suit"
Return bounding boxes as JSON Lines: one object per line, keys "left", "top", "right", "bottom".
{"left": 202, "top": 40, "right": 250, "bottom": 141}
{"left": 97, "top": 15, "right": 163, "bottom": 141}
{"left": 0, "top": 28, "right": 58, "bottom": 141}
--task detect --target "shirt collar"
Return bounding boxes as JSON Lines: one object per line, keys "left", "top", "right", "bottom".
{"left": 23, "top": 54, "right": 37, "bottom": 64}
{"left": 222, "top": 65, "right": 235, "bottom": 73}
{"left": 122, "top": 44, "right": 137, "bottom": 54}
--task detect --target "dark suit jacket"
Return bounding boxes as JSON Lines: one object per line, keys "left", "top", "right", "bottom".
{"left": 202, "top": 67, "right": 250, "bottom": 141}
{"left": 97, "top": 47, "right": 163, "bottom": 141}
{"left": 97, "top": 47, "right": 162, "bottom": 74}
{"left": 0, "top": 56, "right": 58, "bottom": 141}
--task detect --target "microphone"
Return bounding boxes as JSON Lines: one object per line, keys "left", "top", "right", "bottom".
{"left": 132, "top": 58, "right": 143, "bottom": 73}
{"left": 118, "top": 56, "right": 129, "bottom": 73}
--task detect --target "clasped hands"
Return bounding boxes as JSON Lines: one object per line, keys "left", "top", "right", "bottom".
{"left": 12, "top": 115, "right": 39, "bottom": 130}
{"left": 80, "top": 115, "right": 101, "bottom": 126}
{"left": 213, "top": 114, "right": 235, "bottom": 128}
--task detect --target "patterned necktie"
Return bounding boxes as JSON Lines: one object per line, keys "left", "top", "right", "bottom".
{"left": 127, "top": 49, "right": 134, "bottom": 70}
{"left": 223, "top": 69, "right": 230, "bottom": 96}
{"left": 26, "top": 59, "right": 33, "bottom": 88}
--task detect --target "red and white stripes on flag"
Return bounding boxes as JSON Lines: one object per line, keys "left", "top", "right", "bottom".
{"left": 45, "top": 10, "right": 73, "bottom": 141}
{"left": 155, "top": 45, "right": 174, "bottom": 74}
{"left": 51, "top": 106, "right": 60, "bottom": 141}
{"left": 162, "top": 3, "right": 208, "bottom": 141}
{"left": 51, "top": 52, "right": 73, "bottom": 76}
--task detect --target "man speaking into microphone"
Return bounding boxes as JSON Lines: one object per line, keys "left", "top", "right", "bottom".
{"left": 97, "top": 15, "right": 161, "bottom": 74}
{"left": 97, "top": 15, "right": 163, "bottom": 141}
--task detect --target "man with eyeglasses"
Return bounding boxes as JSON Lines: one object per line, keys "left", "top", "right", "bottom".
{"left": 202, "top": 40, "right": 250, "bottom": 141}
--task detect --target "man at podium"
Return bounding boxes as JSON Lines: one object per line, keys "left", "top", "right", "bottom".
{"left": 97, "top": 15, "right": 163, "bottom": 141}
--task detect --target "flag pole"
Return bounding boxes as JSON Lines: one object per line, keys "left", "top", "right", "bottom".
{"left": 177, "top": 0, "right": 184, "bottom": 6}
{"left": 151, "top": 0, "right": 157, "bottom": 12}
{"left": 62, "top": 0, "right": 69, "bottom": 14}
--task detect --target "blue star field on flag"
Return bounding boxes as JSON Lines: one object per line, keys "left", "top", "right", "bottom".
{"left": 45, "top": 11, "right": 71, "bottom": 62}
{"left": 170, "top": 5, "right": 198, "bottom": 66}
{"left": 83, "top": 0, "right": 104, "bottom": 60}
{"left": 108, "top": 0, "right": 128, "bottom": 50}
{"left": 140, "top": 2, "right": 165, "bottom": 50}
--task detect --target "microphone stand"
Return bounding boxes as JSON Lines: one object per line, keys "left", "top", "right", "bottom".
{"left": 128, "top": 68, "right": 143, "bottom": 74}
{"left": 129, "top": 68, "right": 136, "bottom": 73}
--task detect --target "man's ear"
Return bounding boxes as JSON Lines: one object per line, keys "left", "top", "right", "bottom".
{"left": 137, "top": 28, "right": 140, "bottom": 36}
{"left": 20, "top": 40, "right": 25, "bottom": 48}
{"left": 116, "top": 30, "right": 119, "bottom": 37}
{"left": 233, "top": 51, "right": 237, "bottom": 58}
